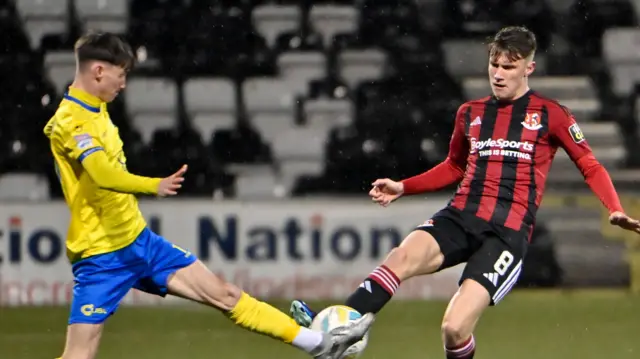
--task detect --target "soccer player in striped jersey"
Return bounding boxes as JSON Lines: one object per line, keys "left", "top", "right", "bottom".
{"left": 46, "top": 31, "right": 373, "bottom": 359}
{"left": 290, "top": 26, "right": 640, "bottom": 359}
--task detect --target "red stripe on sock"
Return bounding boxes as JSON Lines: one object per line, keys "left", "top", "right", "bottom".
{"left": 445, "top": 336, "right": 475, "bottom": 359}
{"left": 381, "top": 265, "right": 400, "bottom": 283}
{"left": 372, "top": 269, "right": 396, "bottom": 290}
{"left": 368, "top": 265, "right": 400, "bottom": 295}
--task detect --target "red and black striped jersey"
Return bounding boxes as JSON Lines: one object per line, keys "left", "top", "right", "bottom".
{"left": 401, "top": 90, "right": 623, "bottom": 236}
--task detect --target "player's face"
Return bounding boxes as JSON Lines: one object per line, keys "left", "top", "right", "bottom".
{"left": 488, "top": 52, "right": 535, "bottom": 101}
{"left": 95, "top": 63, "right": 127, "bottom": 103}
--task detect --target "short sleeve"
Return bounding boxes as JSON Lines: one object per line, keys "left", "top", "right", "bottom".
{"left": 63, "top": 121, "right": 105, "bottom": 163}
{"left": 550, "top": 106, "right": 592, "bottom": 162}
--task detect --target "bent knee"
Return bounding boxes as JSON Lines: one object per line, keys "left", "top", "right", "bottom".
{"left": 441, "top": 319, "right": 470, "bottom": 344}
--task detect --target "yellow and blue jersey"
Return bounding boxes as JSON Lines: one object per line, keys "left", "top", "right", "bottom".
{"left": 44, "top": 87, "right": 160, "bottom": 262}
{"left": 45, "top": 87, "right": 195, "bottom": 327}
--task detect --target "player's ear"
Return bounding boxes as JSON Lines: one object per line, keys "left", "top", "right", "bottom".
{"left": 92, "top": 63, "right": 105, "bottom": 82}
{"left": 525, "top": 60, "right": 536, "bottom": 77}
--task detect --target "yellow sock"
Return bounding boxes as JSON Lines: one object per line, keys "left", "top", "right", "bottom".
{"left": 227, "top": 292, "right": 302, "bottom": 343}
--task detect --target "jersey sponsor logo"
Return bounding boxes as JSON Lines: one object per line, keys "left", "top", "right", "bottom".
{"left": 568, "top": 123, "right": 585, "bottom": 143}
{"left": 521, "top": 112, "right": 543, "bottom": 130}
{"left": 470, "top": 137, "right": 534, "bottom": 160}
{"left": 470, "top": 138, "right": 534, "bottom": 153}
{"left": 73, "top": 133, "right": 93, "bottom": 150}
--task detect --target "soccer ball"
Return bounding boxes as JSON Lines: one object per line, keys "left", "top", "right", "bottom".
{"left": 310, "top": 305, "right": 369, "bottom": 359}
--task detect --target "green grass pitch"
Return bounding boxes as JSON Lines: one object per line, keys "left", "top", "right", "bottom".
{"left": 2, "top": 290, "right": 639, "bottom": 359}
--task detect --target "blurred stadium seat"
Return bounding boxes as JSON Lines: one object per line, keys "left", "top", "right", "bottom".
{"left": 1, "top": 0, "right": 639, "bottom": 199}
{"left": 76, "top": 0, "right": 127, "bottom": 35}
{"left": 16, "top": 0, "right": 68, "bottom": 49}
{"left": 3, "top": 6, "right": 640, "bottom": 359}
{"left": 0, "top": 172, "right": 50, "bottom": 201}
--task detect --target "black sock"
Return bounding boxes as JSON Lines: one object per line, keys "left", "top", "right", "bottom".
{"left": 344, "top": 265, "right": 400, "bottom": 314}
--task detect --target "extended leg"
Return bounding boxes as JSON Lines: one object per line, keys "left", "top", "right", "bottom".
{"left": 344, "top": 230, "right": 445, "bottom": 314}
{"left": 165, "top": 260, "right": 374, "bottom": 358}
{"left": 291, "top": 214, "right": 470, "bottom": 326}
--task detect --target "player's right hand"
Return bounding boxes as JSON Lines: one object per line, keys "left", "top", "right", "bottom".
{"left": 369, "top": 178, "right": 404, "bottom": 207}
{"left": 157, "top": 164, "right": 188, "bottom": 197}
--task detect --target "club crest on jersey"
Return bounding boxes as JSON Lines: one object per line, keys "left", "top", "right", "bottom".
{"left": 568, "top": 123, "right": 585, "bottom": 143}
{"left": 74, "top": 133, "right": 93, "bottom": 150}
{"left": 521, "top": 113, "right": 542, "bottom": 130}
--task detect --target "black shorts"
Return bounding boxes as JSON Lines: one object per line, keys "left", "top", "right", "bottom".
{"left": 416, "top": 206, "right": 529, "bottom": 305}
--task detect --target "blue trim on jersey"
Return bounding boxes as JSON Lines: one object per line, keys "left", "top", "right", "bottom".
{"left": 64, "top": 93, "right": 101, "bottom": 113}
{"left": 78, "top": 147, "right": 104, "bottom": 162}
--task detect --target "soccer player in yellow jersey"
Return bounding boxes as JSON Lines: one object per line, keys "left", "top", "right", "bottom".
{"left": 44, "top": 32, "right": 374, "bottom": 359}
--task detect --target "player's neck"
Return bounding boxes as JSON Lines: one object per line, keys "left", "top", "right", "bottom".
{"left": 497, "top": 86, "right": 531, "bottom": 104}
{"left": 69, "top": 76, "right": 102, "bottom": 102}
{"left": 512, "top": 85, "right": 531, "bottom": 102}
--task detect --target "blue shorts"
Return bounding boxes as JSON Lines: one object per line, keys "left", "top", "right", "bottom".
{"left": 68, "top": 228, "right": 197, "bottom": 324}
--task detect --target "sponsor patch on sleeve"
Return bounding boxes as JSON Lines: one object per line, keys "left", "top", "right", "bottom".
{"left": 568, "top": 123, "right": 585, "bottom": 143}
{"left": 73, "top": 133, "right": 93, "bottom": 150}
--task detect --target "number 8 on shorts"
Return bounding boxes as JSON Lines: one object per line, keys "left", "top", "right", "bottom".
{"left": 462, "top": 238, "right": 524, "bottom": 306}
{"left": 493, "top": 250, "right": 514, "bottom": 276}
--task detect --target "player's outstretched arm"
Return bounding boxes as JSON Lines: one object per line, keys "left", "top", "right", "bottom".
{"left": 574, "top": 155, "right": 640, "bottom": 233}
{"left": 82, "top": 151, "right": 163, "bottom": 194}
{"left": 62, "top": 119, "right": 177, "bottom": 196}
{"left": 553, "top": 108, "right": 640, "bottom": 234}
{"left": 369, "top": 105, "right": 470, "bottom": 207}
{"left": 83, "top": 154, "right": 188, "bottom": 196}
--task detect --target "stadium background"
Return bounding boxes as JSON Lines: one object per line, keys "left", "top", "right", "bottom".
{"left": 2, "top": 0, "right": 640, "bottom": 358}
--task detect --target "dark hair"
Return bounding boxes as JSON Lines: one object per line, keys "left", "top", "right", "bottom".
{"left": 74, "top": 31, "right": 135, "bottom": 71}
{"left": 488, "top": 26, "right": 537, "bottom": 62}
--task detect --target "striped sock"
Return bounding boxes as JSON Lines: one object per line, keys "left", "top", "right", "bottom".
{"left": 345, "top": 265, "right": 400, "bottom": 314}
{"left": 445, "top": 335, "right": 475, "bottom": 359}
{"left": 369, "top": 265, "right": 400, "bottom": 295}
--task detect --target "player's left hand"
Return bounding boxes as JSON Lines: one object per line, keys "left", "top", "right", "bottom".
{"left": 609, "top": 211, "right": 640, "bottom": 234}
